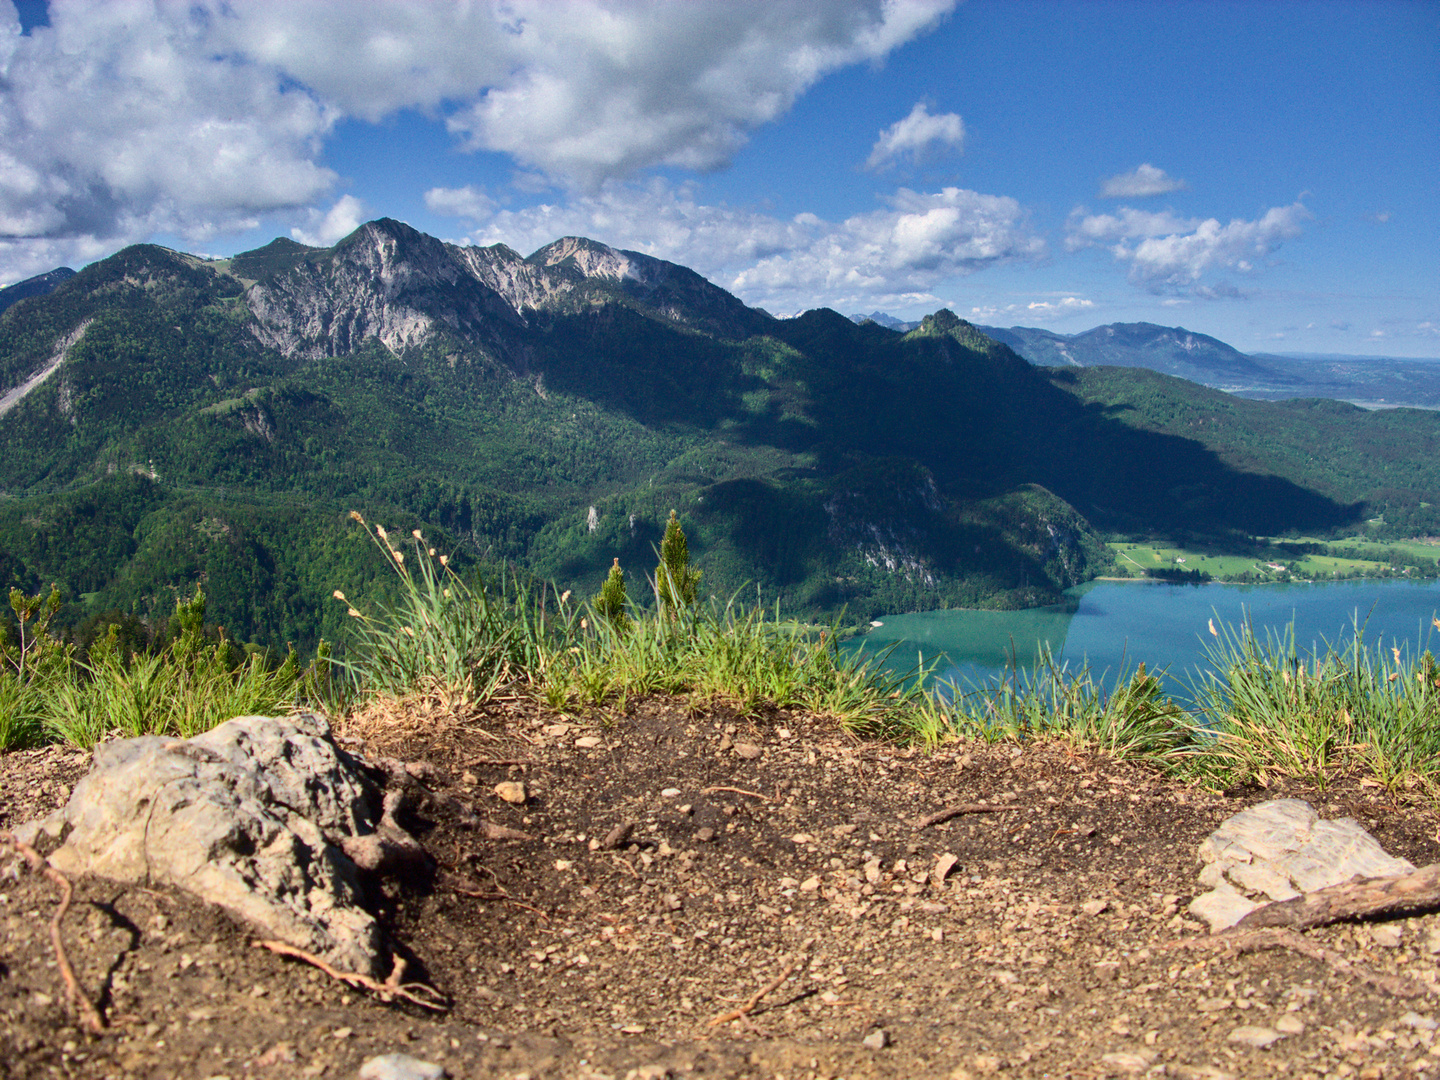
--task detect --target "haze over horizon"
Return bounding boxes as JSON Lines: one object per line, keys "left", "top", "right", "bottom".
{"left": 1, "top": 0, "right": 1435, "bottom": 357}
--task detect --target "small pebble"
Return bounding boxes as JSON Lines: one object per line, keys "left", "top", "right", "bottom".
{"left": 733, "top": 742, "right": 762, "bottom": 760}
{"left": 1227, "top": 1025, "right": 1281, "bottom": 1048}
{"left": 862, "top": 1027, "right": 888, "bottom": 1050}
{"left": 494, "top": 781, "right": 527, "bottom": 805}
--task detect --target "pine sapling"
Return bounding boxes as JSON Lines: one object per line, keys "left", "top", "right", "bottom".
{"left": 655, "top": 509, "right": 701, "bottom": 618}
{"left": 594, "top": 557, "right": 631, "bottom": 630}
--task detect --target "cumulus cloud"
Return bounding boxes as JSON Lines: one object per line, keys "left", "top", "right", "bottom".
{"left": 291, "top": 195, "right": 366, "bottom": 247}
{"left": 1066, "top": 201, "right": 1310, "bottom": 295}
{"left": 428, "top": 179, "right": 1043, "bottom": 313}
{"left": 0, "top": 0, "right": 956, "bottom": 281}
{"left": 865, "top": 102, "right": 964, "bottom": 170}
{"left": 1099, "top": 163, "right": 1187, "bottom": 199}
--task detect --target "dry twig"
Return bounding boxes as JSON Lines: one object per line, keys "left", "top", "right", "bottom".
{"left": 701, "top": 786, "right": 768, "bottom": 801}
{"left": 0, "top": 831, "right": 105, "bottom": 1033}
{"left": 707, "top": 938, "right": 814, "bottom": 1027}
{"left": 252, "top": 940, "right": 448, "bottom": 1011}
{"left": 914, "top": 803, "right": 1022, "bottom": 829}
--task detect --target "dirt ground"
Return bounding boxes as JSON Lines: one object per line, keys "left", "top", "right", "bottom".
{"left": 4, "top": 695, "right": 1440, "bottom": 1080}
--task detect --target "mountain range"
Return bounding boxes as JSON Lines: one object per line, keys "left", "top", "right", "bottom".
{"left": 3, "top": 220, "right": 1439, "bottom": 651}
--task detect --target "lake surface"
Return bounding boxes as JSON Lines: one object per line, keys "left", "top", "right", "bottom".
{"left": 845, "top": 578, "right": 1440, "bottom": 697}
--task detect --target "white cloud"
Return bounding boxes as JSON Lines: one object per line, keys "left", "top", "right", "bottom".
{"left": 1099, "top": 163, "right": 1187, "bottom": 199}
{"left": 424, "top": 185, "right": 497, "bottom": 222}
{"left": 429, "top": 178, "right": 1043, "bottom": 312}
{"left": 0, "top": 0, "right": 956, "bottom": 281}
{"left": 968, "top": 296, "right": 1092, "bottom": 324}
{"left": 1066, "top": 201, "right": 1310, "bottom": 295}
{"left": 865, "top": 102, "right": 964, "bottom": 170}
{"left": 291, "top": 195, "right": 366, "bottom": 247}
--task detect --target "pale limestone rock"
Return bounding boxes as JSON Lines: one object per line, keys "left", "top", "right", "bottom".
{"left": 1190, "top": 798, "right": 1413, "bottom": 932}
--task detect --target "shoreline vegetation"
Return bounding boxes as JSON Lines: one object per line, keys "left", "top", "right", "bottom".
{"left": 5, "top": 512, "right": 1440, "bottom": 803}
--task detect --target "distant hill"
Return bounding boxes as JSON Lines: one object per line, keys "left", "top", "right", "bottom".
{"left": 978, "top": 321, "right": 1440, "bottom": 409}
{"left": 976, "top": 322, "right": 1281, "bottom": 388}
{"left": 2, "top": 221, "right": 1438, "bottom": 650}
{"left": 849, "top": 311, "right": 921, "bottom": 332}
{"left": 0, "top": 268, "right": 76, "bottom": 316}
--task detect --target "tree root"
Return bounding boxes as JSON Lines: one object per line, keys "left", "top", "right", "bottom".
{"left": 0, "top": 831, "right": 105, "bottom": 1034}
{"left": 1171, "top": 927, "right": 1423, "bottom": 998}
{"left": 253, "top": 939, "right": 448, "bottom": 1011}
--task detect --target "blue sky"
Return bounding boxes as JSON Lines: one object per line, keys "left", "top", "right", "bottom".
{"left": 2, "top": 1, "right": 1436, "bottom": 356}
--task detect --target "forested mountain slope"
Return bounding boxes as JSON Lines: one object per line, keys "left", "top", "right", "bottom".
{"left": 1, "top": 220, "right": 1435, "bottom": 651}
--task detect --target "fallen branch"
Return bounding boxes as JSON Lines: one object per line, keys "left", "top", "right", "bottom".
{"left": 914, "top": 803, "right": 1022, "bottom": 829}
{"left": 0, "top": 831, "right": 105, "bottom": 1033}
{"left": 1235, "top": 863, "right": 1440, "bottom": 932}
{"left": 1171, "top": 927, "right": 1422, "bottom": 998}
{"left": 707, "top": 938, "right": 814, "bottom": 1028}
{"left": 702, "top": 786, "right": 768, "bottom": 801}
{"left": 252, "top": 940, "right": 448, "bottom": 1011}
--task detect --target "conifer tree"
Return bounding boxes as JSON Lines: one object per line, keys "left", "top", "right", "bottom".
{"left": 655, "top": 510, "right": 701, "bottom": 617}
{"left": 594, "top": 557, "right": 631, "bottom": 630}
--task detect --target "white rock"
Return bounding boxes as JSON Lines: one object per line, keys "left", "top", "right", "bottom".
{"left": 358, "top": 1053, "right": 446, "bottom": 1080}
{"left": 1080, "top": 899, "right": 1109, "bottom": 916}
{"left": 934, "top": 853, "right": 959, "bottom": 882}
{"left": 1197, "top": 799, "right": 1413, "bottom": 903}
{"left": 733, "top": 742, "right": 762, "bottom": 760}
{"left": 861, "top": 1028, "right": 888, "bottom": 1050}
{"left": 21, "top": 714, "right": 397, "bottom": 976}
{"left": 1099, "top": 1051, "right": 1154, "bottom": 1073}
{"left": 1274, "top": 1014, "right": 1305, "bottom": 1035}
{"left": 1227, "top": 861, "right": 1300, "bottom": 901}
{"left": 1226, "top": 1025, "right": 1282, "bottom": 1048}
{"left": 1189, "top": 883, "right": 1262, "bottom": 933}
{"left": 574, "top": 736, "right": 603, "bottom": 749}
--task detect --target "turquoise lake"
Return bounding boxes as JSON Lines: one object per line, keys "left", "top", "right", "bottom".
{"left": 844, "top": 578, "right": 1440, "bottom": 697}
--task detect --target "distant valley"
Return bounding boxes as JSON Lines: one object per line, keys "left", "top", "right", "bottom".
{"left": 2, "top": 222, "right": 1439, "bottom": 653}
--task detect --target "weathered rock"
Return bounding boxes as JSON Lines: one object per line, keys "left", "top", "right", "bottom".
{"left": 861, "top": 1027, "right": 888, "bottom": 1050}
{"left": 17, "top": 713, "right": 412, "bottom": 976}
{"left": 1189, "top": 799, "right": 1414, "bottom": 931}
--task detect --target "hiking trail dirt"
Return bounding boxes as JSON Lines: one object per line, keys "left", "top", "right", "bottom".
{"left": 3, "top": 695, "right": 1439, "bottom": 1079}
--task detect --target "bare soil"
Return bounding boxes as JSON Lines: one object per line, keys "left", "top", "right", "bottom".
{"left": 4, "top": 696, "right": 1440, "bottom": 1080}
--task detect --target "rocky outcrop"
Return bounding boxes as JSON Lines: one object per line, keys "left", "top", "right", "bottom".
{"left": 243, "top": 221, "right": 770, "bottom": 362}
{"left": 17, "top": 713, "right": 421, "bottom": 976}
{"left": 246, "top": 219, "right": 525, "bottom": 360}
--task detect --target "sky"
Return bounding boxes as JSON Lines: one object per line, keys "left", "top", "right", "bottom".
{"left": 1, "top": 0, "right": 1436, "bottom": 357}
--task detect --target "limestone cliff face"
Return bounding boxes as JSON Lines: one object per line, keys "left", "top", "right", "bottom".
{"left": 242, "top": 220, "right": 771, "bottom": 365}
{"left": 245, "top": 220, "right": 525, "bottom": 361}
